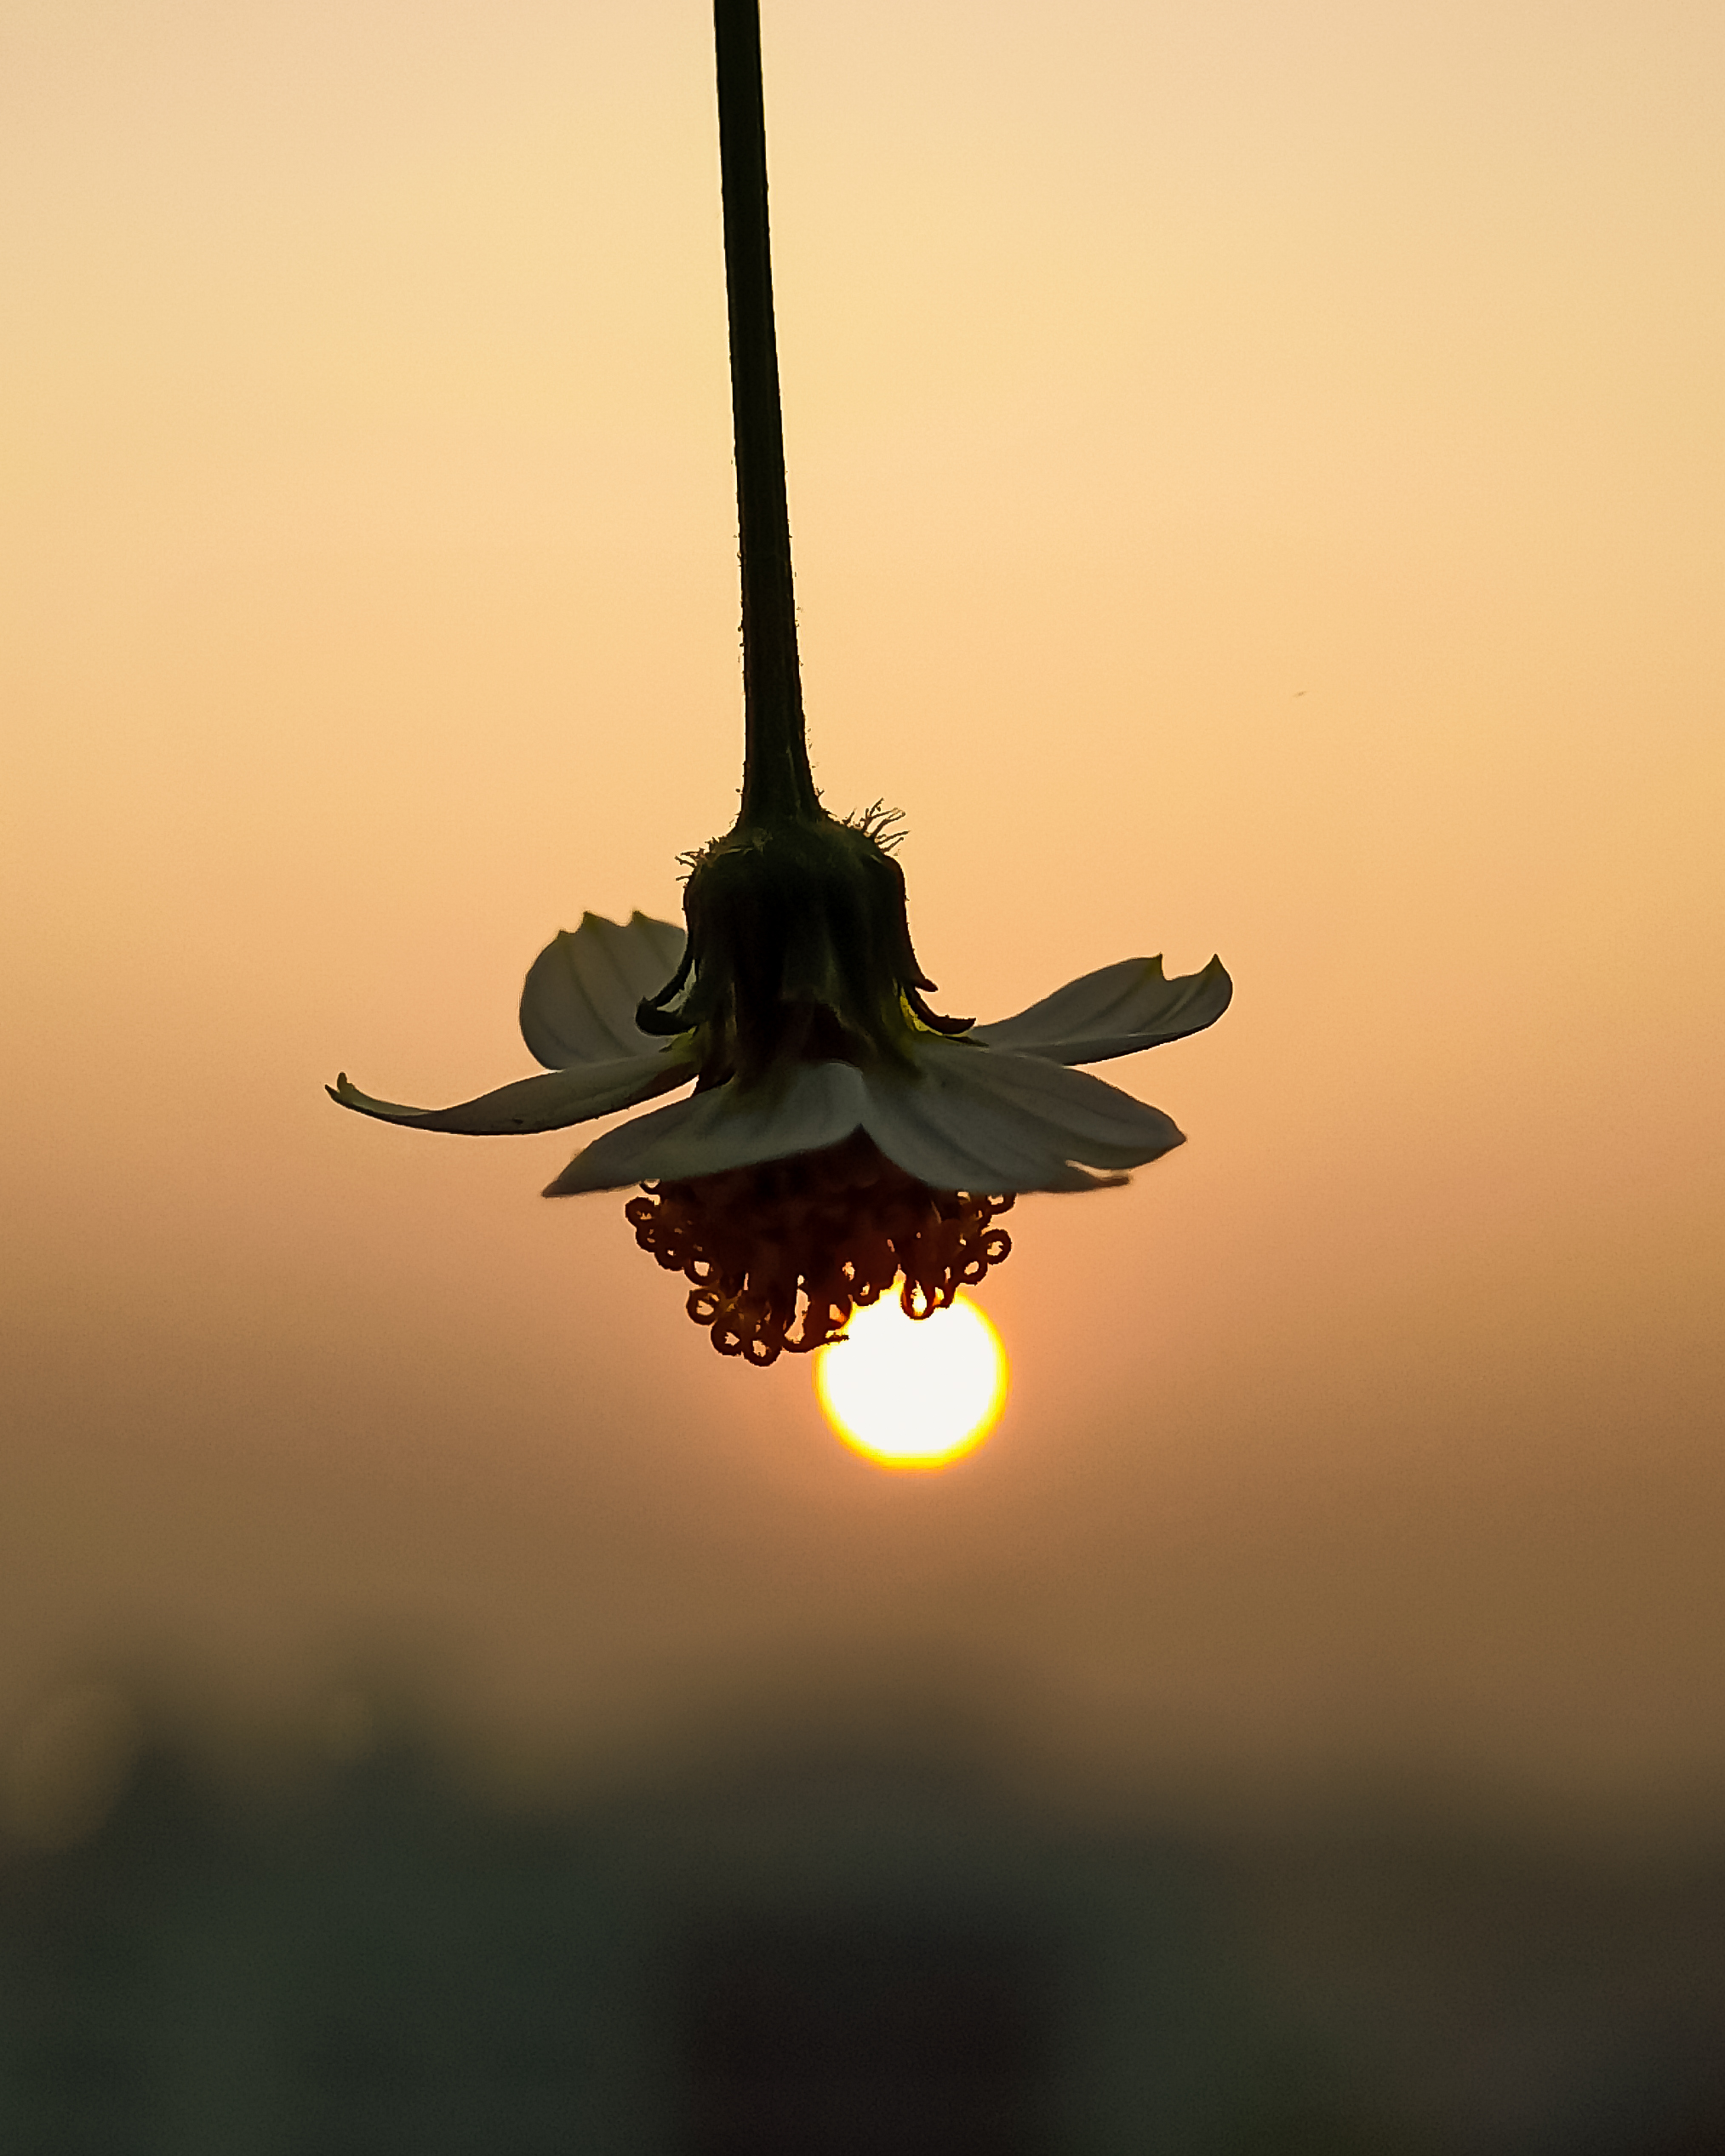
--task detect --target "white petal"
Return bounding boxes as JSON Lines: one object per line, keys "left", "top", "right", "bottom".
{"left": 328, "top": 1045, "right": 694, "bottom": 1136}
{"left": 545, "top": 1061, "right": 872, "bottom": 1195}
{"left": 923, "top": 1040, "right": 1185, "bottom": 1167}
{"left": 546, "top": 1039, "right": 1184, "bottom": 1201}
{"left": 855, "top": 1070, "right": 1108, "bottom": 1193}
{"left": 518, "top": 910, "right": 687, "bottom": 1069}
{"left": 970, "top": 954, "right": 1231, "bottom": 1065}
{"left": 860, "top": 1039, "right": 1183, "bottom": 1192}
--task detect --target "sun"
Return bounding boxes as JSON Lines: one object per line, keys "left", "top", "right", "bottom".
{"left": 813, "top": 1293, "right": 1008, "bottom": 1469}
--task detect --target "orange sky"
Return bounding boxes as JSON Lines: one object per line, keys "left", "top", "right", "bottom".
{"left": 3, "top": 0, "right": 1722, "bottom": 1820}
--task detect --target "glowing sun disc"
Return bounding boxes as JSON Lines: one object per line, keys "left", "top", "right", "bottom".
{"left": 814, "top": 1293, "right": 1008, "bottom": 1469}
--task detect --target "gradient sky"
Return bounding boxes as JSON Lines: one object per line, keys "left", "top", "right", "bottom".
{"left": 3, "top": 0, "right": 1721, "bottom": 1821}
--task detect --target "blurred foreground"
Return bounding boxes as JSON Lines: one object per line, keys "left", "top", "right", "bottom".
{"left": 2, "top": 1692, "right": 1721, "bottom": 2155}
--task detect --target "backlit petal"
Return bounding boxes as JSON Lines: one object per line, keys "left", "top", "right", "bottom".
{"left": 859, "top": 1039, "right": 1183, "bottom": 1191}
{"left": 970, "top": 954, "right": 1231, "bottom": 1065}
{"left": 545, "top": 1061, "right": 871, "bottom": 1195}
{"left": 328, "top": 1045, "right": 694, "bottom": 1136}
{"left": 855, "top": 1066, "right": 1109, "bottom": 1193}
{"left": 519, "top": 910, "right": 687, "bottom": 1069}
{"left": 922, "top": 1040, "right": 1185, "bottom": 1167}
{"left": 546, "top": 1034, "right": 1185, "bottom": 1201}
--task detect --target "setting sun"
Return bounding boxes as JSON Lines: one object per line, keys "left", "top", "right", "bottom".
{"left": 813, "top": 1294, "right": 1009, "bottom": 1470}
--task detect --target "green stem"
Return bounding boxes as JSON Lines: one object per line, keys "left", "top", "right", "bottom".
{"left": 714, "top": 0, "right": 819, "bottom": 824}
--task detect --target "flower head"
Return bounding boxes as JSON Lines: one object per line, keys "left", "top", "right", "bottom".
{"left": 328, "top": 839, "right": 1231, "bottom": 1362}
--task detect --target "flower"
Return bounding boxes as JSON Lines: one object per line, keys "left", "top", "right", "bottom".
{"left": 329, "top": 808, "right": 1231, "bottom": 1364}
{"left": 328, "top": 6, "right": 1232, "bottom": 1367}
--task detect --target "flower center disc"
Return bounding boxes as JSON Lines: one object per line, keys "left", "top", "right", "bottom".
{"left": 813, "top": 1293, "right": 1008, "bottom": 1470}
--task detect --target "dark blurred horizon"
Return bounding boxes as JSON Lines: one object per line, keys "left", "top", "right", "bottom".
{"left": 4, "top": 1691, "right": 1724, "bottom": 2153}
{"left": 9, "top": 1654, "right": 1725, "bottom": 1862}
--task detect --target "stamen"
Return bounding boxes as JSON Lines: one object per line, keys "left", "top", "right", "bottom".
{"left": 622, "top": 1132, "right": 1014, "bottom": 1366}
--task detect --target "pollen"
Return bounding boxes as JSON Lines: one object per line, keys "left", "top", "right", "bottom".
{"left": 623, "top": 1132, "right": 1014, "bottom": 1367}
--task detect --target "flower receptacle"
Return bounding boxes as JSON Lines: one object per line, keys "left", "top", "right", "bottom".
{"left": 636, "top": 810, "right": 969, "bottom": 1089}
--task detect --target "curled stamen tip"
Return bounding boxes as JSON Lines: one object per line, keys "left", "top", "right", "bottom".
{"left": 621, "top": 1132, "right": 1014, "bottom": 1365}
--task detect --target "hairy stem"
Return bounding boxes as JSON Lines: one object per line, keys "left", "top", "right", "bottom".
{"left": 714, "top": 0, "right": 819, "bottom": 824}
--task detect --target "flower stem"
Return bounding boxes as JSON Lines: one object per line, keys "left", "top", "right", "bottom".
{"left": 714, "top": 0, "right": 819, "bottom": 825}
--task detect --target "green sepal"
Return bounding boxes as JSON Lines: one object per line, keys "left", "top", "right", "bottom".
{"left": 637, "top": 811, "right": 968, "bottom": 1086}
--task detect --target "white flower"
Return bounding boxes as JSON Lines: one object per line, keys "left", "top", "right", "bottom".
{"left": 330, "top": 840, "right": 1230, "bottom": 1365}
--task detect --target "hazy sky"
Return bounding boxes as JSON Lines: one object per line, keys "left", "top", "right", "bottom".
{"left": 3, "top": 0, "right": 1721, "bottom": 1820}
